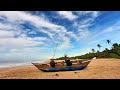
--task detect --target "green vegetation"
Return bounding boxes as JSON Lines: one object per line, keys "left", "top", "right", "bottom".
{"left": 55, "top": 40, "right": 120, "bottom": 60}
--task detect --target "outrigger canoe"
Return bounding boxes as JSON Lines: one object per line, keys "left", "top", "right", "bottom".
{"left": 32, "top": 60, "right": 91, "bottom": 72}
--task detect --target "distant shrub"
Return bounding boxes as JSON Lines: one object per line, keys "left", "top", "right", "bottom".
{"left": 109, "top": 53, "right": 120, "bottom": 58}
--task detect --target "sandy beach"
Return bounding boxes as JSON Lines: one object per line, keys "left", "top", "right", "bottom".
{"left": 0, "top": 58, "right": 120, "bottom": 79}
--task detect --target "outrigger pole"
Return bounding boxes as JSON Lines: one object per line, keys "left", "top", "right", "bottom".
{"left": 51, "top": 43, "right": 58, "bottom": 60}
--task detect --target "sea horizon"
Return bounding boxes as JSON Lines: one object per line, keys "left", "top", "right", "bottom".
{"left": 0, "top": 59, "right": 47, "bottom": 68}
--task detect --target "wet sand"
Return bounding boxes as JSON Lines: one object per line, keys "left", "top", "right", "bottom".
{"left": 0, "top": 58, "right": 120, "bottom": 79}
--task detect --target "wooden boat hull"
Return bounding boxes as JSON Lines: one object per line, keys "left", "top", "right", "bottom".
{"left": 40, "top": 66, "right": 86, "bottom": 72}
{"left": 32, "top": 60, "right": 91, "bottom": 72}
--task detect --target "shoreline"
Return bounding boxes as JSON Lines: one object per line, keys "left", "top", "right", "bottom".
{"left": 0, "top": 58, "right": 115, "bottom": 68}
{"left": 0, "top": 58, "right": 120, "bottom": 79}
{"left": 0, "top": 63, "right": 32, "bottom": 69}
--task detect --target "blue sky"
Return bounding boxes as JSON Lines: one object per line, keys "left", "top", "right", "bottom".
{"left": 0, "top": 11, "right": 120, "bottom": 63}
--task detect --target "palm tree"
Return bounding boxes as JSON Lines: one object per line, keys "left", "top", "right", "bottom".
{"left": 112, "top": 43, "right": 119, "bottom": 49}
{"left": 107, "top": 40, "right": 111, "bottom": 44}
{"left": 97, "top": 44, "right": 102, "bottom": 51}
{"left": 91, "top": 49, "right": 95, "bottom": 53}
{"left": 112, "top": 43, "right": 119, "bottom": 55}
{"left": 107, "top": 40, "right": 111, "bottom": 49}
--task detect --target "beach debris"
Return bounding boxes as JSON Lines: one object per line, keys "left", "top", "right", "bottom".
{"left": 93, "top": 57, "right": 96, "bottom": 60}
{"left": 52, "top": 73, "right": 59, "bottom": 76}
{"left": 74, "top": 72, "right": 77, "bottom": 74}
{"left": 55, "top": 74, "right": 59, "bottom": 76}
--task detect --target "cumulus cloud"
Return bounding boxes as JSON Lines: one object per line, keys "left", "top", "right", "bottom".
{"left": 0, "top": 37, "right": 45, "bottom": 48}
{"left": 71, "top": 11, "right": 100, "bottom": 42}
{"left": 0, "top": 11, "right": 102, "bottom": 62}
{"left": 0, "top": 11, "right": 95, "bottom": 51}
{"left": 0, "top": 11, "right": 76, "bottom": 62}
{"left": 0, "top": 23, "right": 13, "bottom": 30}
{"left": 56, "top": 11, "right": 78, "bottom": 21}
{"left": 75, "top": 11, "right": 100, "bottom": 18}
{"left": 0, "top": 30, "right": 15, "bottom": 38}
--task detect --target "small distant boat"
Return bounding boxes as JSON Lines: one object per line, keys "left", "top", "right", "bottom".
{"left": 32, "top": 60, "right": 91, "bottom": 72}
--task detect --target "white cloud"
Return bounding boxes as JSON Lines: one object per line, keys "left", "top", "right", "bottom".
{"left": 58, "top": 36, "right": 73, "bottom": 49}
{"left": 0, "top": 11, "right": 102, "bottom": 62}
{"left": 27, "top": 37, "right": 48, "bottom": 41}
{"left": 0, "top": 37, "right": 45, "bottom": 48}
{"left": 19, "top": 33, "right": 28, "bottom": 38}
{"left": 75, "top": 11, "right": 100, "bottom": 25}
{"left": 76, "top": 11, "right": 100, "bottom": 17}
{"left": 74, "top": 11, "right": 100, "bottom": 27}
{"left": 71, "top": 11, "right": 100, "bottom": 43}
{"left": 67, "top": 31, "right": 79, "bottom": 41}
{"left": 0, "top": 11, "right": 63, "bottom": 31}
{"left": 86, "top": 20, "right": 120, "bottom": 49}
{"left": 0, "top": 11, "right": 99, "bottom": 50}
{"left": 0, "top": 47, "right": 48, "bottom": 61}
{"left": 56, "top": 11, "right": 78, "bottom": 21}
{"left": 0, "top": 23, "right": 13, "bottom": 30}
{"left": 0, "top": 30, "right": 15, "bottom": 38}
{"left": 0, "top": 12, "right": 66, "bottom": 34}
{"left": 10, "top": 47, "right": 46, "bottom": 53}
{"left": 0, "top": 11, "right": 76, "bottom": 62}
{"left": 67, "top": 48, "right": 92, "bottom": 57}
{"left": 28, "top": 31, "right": 37, "bottom": 34}
{"left": 104, "top": 21, "right": 120, "bottom": 32}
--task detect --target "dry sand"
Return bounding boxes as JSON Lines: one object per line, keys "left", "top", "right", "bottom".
{"left": 0, "top": 58, "right": 120, "bottom": 79}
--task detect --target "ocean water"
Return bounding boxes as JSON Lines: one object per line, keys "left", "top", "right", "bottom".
{"left": 0, "top": 59, "right": 46, "bottom": 68}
